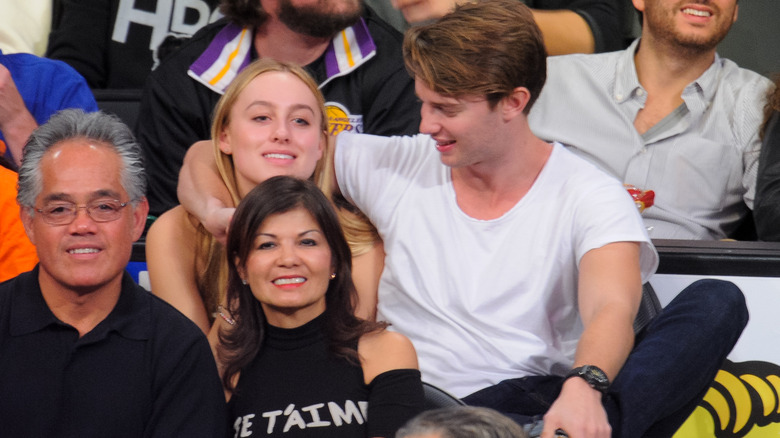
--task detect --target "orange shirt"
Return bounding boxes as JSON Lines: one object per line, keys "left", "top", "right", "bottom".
{"left": 0, "top": 166, "right": 37, "bottom": 282}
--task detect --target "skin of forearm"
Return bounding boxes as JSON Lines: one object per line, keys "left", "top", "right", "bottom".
{"left": 0, "top": 112, "right": 37, "bottom": 167}
{"left": 573, "top": 306, "right": 635, "bottom": 380}
{"left": 177, "top": 140, "right": 232, "bottom": 220}
{"left": 532, "top": 9, "right": 596, "bottom": 55}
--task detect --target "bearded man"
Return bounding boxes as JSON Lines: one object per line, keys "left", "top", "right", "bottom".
{"left": 529, "top": 0, "right": 772, "bottom": 240}
{"left": 136, "top": 0, "right": 419, "bottom": 216}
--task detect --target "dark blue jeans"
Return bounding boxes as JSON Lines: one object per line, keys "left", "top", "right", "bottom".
{"left": 462, "top": 279, "right": 749, "bottom": 438}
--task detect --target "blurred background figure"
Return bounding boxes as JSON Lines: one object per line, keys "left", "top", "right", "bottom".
{"left": 47, "top": 0, "right": 221, "bottom": 89}
{"left": 529, "top": 0, "right": 772, "bottom": 240}
{"left": 0, "top": 0, "right": 52, "bottom": 55}
{"left": 0, "top": 157, "right": 37, "bottom": 282}
{"left": 136, "top": 0, "right": 419, "bottom": 217}
{"left": 389, "top": 0, "right": 630, "bottom": 54}
{"left": 0, "top": 49, "right": 97, "bottom": 167}
{"left": 396, "top": 407, "right": 530, "bottom": 438}
{"left": 752, "top": 78, "right": 780, "bottom": 241}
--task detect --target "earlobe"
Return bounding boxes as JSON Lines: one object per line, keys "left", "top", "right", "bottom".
{"left": 234, "top": 259, "right": 246, "bottom": 280}
{"left": 218, "top": 129, "right": 232, "bottom": 155}
{"left": 131, "top": 198, "right": 150, "bottom": 241}
{"left": 317, "top": 131, "right": 327, "bottom": 160}
{"left": 632, "top": 0, "right": 645, "bottom": 12}
{"left": 502, "top": 87, "right": 531, "bottom": 121}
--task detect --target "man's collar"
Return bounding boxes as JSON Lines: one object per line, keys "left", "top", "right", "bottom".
{"left": 10, "top": 268, "right": 150, "bottom": 342}
{"left": 188, "top": 19, "right": 377, "bottom": 94}
{"left": 83, "top": 273, "right": 150, "bottom": 342}
{"left": 684, "top": 52, "right": 722, "bottom": 106}
{"left": 613, "top": 38, "right": 720, "bottom": 107}
{"left": 613, "top": 39, "right": 643, "bottom": 104}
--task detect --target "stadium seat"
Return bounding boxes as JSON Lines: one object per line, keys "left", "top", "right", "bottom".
{"left": 423, "top": 382, "right": 465, "bottom": 410}
{"left": 92, "top": 88, "right": 142, "bottom": 129}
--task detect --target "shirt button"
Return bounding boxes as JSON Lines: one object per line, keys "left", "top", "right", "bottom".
{"left": 615, "top": 93, "right": 623, "bottom": 100}
{"left": 636, "top": 89, "right": 645, "bottom": 96}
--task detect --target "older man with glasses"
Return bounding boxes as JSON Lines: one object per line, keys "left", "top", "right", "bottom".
{"left": 0, "top": 109, "right": 226, "bottom": 437}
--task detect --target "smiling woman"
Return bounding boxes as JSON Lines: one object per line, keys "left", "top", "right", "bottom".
{"left": 220, "top": 175, "right": 423, "bottom": 437}
{"left": 241, "top": 207, "right": 333, "bottom": 327}
{"left": 145, "top": 59, "right": 330, "bottom": 334}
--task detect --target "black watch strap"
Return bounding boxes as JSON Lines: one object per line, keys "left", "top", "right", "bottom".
{"left": 564, "top": 365, "right": 610, "bottom": 393}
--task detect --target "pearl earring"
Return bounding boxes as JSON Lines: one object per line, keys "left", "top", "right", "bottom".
{"left": 330, "top": 273, "right": 336, "bottom": 280}
{"left": 241, "top": 279, "right": 247, "bottom": 285}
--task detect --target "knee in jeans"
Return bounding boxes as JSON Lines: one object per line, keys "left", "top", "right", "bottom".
{"left": 684, "top": 279, "right": 748, "bottom": 329}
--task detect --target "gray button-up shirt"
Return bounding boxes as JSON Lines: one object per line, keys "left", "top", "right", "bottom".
{"left": 529, "top": 39, "right": 772, "bottom": 240}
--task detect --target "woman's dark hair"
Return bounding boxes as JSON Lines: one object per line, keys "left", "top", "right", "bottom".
{"left": 219, "top": 175, "right": 387, "bottom": 390}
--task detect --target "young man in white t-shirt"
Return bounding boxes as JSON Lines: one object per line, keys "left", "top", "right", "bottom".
{"left": 178, "top": 1, "right": 748, "bottom": 436}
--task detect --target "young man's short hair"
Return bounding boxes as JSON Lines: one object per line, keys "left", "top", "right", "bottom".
{"left": 403, "top": 0, "right": 547, "bottom": 112}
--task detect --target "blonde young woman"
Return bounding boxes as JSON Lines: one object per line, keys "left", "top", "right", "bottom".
{"left": 146, "top": 58, "right": 382, "bottom": 334}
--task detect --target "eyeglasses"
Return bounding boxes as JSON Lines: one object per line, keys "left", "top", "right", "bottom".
{"left": 35, "top": 199, "right": 129, "bottom": 225}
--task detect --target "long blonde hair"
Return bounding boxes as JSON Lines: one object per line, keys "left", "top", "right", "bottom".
{"left": 195, "top": 59, "right": 378, "bottom": 320}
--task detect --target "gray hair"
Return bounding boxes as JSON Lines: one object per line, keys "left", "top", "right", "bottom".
{"left": 396, "top": 407, "right": 528, "bottom": 438}
{"left": 16, "top": 109, "right": 146, "bottom": 208}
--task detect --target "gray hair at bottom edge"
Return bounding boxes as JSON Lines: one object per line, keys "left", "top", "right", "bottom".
{"left": 16, "top": 109, "right": 147, "bottom": 209}
{"left": 395, "top": 406, "right": 529, "bottom": 438}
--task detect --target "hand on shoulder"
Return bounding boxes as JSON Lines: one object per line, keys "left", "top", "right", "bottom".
{"left": 203, "top": 201, "right": 235, "bottom": 246}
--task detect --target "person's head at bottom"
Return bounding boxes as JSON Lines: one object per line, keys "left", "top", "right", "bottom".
{"left": 396, "top": 406, "right": 529, "bottom": 438}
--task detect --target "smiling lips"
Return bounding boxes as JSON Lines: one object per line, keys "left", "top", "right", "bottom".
{"left": 435, "top": 139, "right": 455, "bottom": 153}
{"left": 68, "top": 248, "right": 100, "bottom": 254}
{"left": 263, "top": 153, "right": 295, "bottom": 160}
{"left": 273, "top": 277, "right": 306, "bottom": 286}
{"left": 681, "top": 7, "right": 712, "bottom": 17}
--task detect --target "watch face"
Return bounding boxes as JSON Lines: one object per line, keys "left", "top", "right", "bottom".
{"left": 571, "top": 365, "right": 609, "bottom": 392}
{"left": 586, "top": 366, "right": 608, "bottom": 384}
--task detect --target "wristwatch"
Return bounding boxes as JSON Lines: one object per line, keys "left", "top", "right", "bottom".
{"left": 564, "top": 365, "right": 610, "bottom": 394}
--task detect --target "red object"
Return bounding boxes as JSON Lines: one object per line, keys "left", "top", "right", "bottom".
{"left": 625, "top": 185, "right": 655, "bottom": 212}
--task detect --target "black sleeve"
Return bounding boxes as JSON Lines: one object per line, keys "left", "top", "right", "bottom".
{"left": 367, "top": 369, "right": 424, "bottom": 438}
{"left": 362, "top": 63, "right": 421, "bottom": 137}
{"left": 134, "top": 56, "right": 215, "bottom": 216}
{"left": 754, "top": 111, "right": 780, "bottom": 241}
{"left": 359, "top": 10, "right": 421, "bottom": 137}
{"left": 46, "top": 0, "right": 111, "bottom": 88}
{"left": 530, "top": 0, "right": 624, "bottom": 53}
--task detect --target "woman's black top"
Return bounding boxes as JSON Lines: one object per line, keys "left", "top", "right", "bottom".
{"left": 228, "top": 314, "right": 423, "bottom": 437}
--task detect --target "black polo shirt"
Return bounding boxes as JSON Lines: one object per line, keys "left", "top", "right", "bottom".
{"left": 0, "top": 267, "right": 226, "bottom": 437}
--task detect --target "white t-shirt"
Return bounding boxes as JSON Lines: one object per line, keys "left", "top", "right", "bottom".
{"left": 336, "top": 133, "right": 658, "bottom": 397}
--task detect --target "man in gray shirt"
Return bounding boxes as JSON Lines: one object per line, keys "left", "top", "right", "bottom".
{"left": 529, "top": 0, "right": 772, "bottom": 240}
